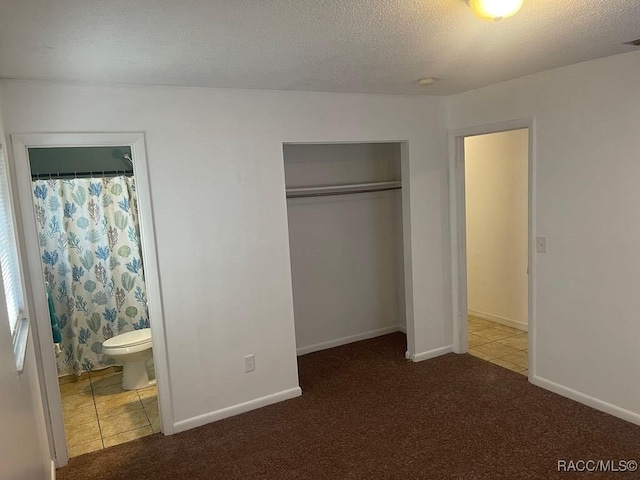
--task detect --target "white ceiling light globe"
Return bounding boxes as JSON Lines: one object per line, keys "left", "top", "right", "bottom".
{"left": 468, "top": 0, "right": 524, "bottom": 21}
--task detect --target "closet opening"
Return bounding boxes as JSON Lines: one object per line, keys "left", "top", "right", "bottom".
{"left": 283, "top": 142, "right": 409, "bottom": 362}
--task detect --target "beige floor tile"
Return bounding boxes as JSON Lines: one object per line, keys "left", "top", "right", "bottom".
{"left": 501, "top": 351, "right": 529, "bottom": 369}
{"left": 137, "top": 384, "right": 157, "bottom": 401}
{"left": 92, "top": 382, "right": 128, "bottom": 398}
{"left": 468, "top": 320, "right": 495, "bottom": 333}
{"left": 62, "top": 366, "right": 157, "bottom": 454}
{"left": 103, "top": 425, "right": 153, "bottom": 448}
{"left": 473, "top": 342, "right": 520, "bottom": 360}
{"left": 468, "top": 349, "right": 493, "bottom": 361}
{"left": 468, "top": 333, "right": 492, "bottom": 348}
{"left": 91, "top": 372, "right": 123, "bottom": 390}
{"left": 89, "top": 366, "right": 123, "bottom": 379}
{"left": 496, "top": 334, "right": 529, "bottom": 351}
{"left": 468, "top": 326, "right": 494, "bottom": 334}
{"left": 96, "top": 396, "right": 144, "bottom": 419}
{"left": 468, "top": 315, "right": 493, "bottom": 323}
{"left": 489, "top": 358, "right": 526, "bottom": 373}
{"left": 141, "top": 397, "right": 158, "bottom": 413}
{"left": 94, "top": 389, "right": 140, "bottom": 406}
{"left": 66, "top": 420, "right": 101, "bottom": 446}
{"left": 473, "top": 328, "right": 513, "bottom": 342}
{"left": 63, "top": 404, "right": 98, "bottom": 428}
{"left": 99, "top": 409, "right": 150, "bottom": 437}
{"left": 60, "top": 378, "right": 92, "bottom": 398}
{"left": 62, "top": 392, "right": 95, "bottom": 413}
{"left": 67, "top": 439, "right": 103, "bottom": 458}
{"left": 58, "top": 375, "right": 75, "bottom": 386}
{"left": 150, "top": 420, "right": 161, "bottom": 434}
{"left": 58, "top": 373, "right": 89, "bottom": 385}
{"left": 491, "top": 324, "right": 525, "bottom": 335}
{"left": 143, "top": 402, "right": 159, "bottom": 424}
{"left": 147, "top": 416, "right": 160, "bottom": 433}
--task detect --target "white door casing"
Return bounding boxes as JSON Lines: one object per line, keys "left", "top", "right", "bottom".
{"left": 11, "top": 132, "right": 174, "bottom": 467}
{"left": 448, "top": 118, "right": 537, "bottom": 379}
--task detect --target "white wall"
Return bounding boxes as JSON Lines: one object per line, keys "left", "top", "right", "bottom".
{"left": 284, "top": 143, "right": 405, "bottom": 353}
{"left": 0, "top": 101, "right": 51, "bottom": 479}
{"left": 465, "top": 130, "right": 528, "bottom": 328}
{"left": 0, "top": 80, "right": 450, "bottom": 429}
{"left": 450, "top": 50, "right": 640, "bottom": 421}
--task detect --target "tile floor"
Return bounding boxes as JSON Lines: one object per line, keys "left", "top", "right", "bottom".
{"left": 468, "top": 315, "right": 528, "bottom": 376}
{"left": 59, "top": 367, "right": 159, "bottom": 458}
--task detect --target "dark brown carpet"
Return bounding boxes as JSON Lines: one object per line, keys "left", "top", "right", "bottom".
{"left": 58, "top": 333, "right": 640, "bottom": 479}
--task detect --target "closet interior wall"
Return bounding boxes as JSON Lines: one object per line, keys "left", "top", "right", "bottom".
{"left": 284, "top": 143, "right": 406, "bottom": 354}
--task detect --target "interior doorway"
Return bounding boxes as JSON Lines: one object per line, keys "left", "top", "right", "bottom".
{"left": 464, "top": 130, "right": 529, "bottom": 374}
{"left": 11, "top": 133, "right": 172, "bottom": 467}
{"left": 449, "top": 119, "right": 535, "bottom": 379}
{"left": 30, "top": 145, "right": 159, "bottom": 458}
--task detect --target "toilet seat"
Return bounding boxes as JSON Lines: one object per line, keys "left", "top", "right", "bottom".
{"left": 102, "top": 328, "right": 152, "bottom": 356}
{"left": 103, "top": 328, "right": 151, "bottom": 349}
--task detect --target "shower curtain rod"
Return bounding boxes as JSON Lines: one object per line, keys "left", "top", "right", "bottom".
{"left": 286, "top": 180, "right": 402, "bottom": 199}
{"left": 31, "top": 170, "right": 134, "bottom": 180}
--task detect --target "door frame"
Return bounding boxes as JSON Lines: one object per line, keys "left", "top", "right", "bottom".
{"left": 11, "top": 132, "right": 174, "bottom": 467}
{"left": 448, "top": 118, "right": 537, "bottom": 379}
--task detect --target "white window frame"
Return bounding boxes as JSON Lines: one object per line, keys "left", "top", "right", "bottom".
{"left": 0, "top": 141, "right": 31, "bottom": 373}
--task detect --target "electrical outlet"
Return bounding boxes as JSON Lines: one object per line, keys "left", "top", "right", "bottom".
{"left": 244, "top": 354, "right": 255, "bottom": 373}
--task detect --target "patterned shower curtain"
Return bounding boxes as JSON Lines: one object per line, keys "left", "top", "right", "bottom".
{"left": 32, "top": 176, "right": 149, "bottom": 376}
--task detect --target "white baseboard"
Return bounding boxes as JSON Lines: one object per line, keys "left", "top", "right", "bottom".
{"left": 296, "top": 325, "right": 404, "bottom": 356}
{"left": 410, "top": 345, "right": 453, "bottom": 362}
{"left": 468, "top": 309, "right": 527, "bottom": 332}
{"left": 396, "top": 324, "right": 407, "bottom": 334}
{"left": 50, "top": 460, "right": 56, "bottom": 479}
{"left": 531, "top": 375, "right": 640, "bottom": 427}
{"left": 173, "top": 387, "right": 302, "bottom": 434}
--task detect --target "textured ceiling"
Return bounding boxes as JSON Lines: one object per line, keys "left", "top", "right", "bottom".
{"left": 0, "top": 0, "right": 638, "bottom": 95}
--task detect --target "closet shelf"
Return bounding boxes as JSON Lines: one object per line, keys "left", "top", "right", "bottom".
{"left": 286, "top": 181, "right": 401, "bottom": 199}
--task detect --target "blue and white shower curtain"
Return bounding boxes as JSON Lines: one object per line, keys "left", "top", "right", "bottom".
{"left": 32, "top": 176, "right": 149, "bottom": 376}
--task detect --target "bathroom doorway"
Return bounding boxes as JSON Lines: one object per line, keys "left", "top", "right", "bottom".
{"left": 449, "top": 119, "right": 535, "bottom": 379}
{"left": 12, "top": 134, "right": 172, "bottom": 467}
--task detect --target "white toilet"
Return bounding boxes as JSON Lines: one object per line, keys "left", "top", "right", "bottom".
{"left": 102, "top": 328, "right": 153, "bottom": 390}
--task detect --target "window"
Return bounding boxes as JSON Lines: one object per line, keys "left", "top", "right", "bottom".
{"left": 0, "top": 145, "right": 25, "bottom": 337}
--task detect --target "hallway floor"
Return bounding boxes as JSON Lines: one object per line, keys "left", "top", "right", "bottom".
{"left": 59, "top": 367, "right": 159, "bottom": 458}
{"left": 468, "top": 315, "right": 528, "bottom": 375}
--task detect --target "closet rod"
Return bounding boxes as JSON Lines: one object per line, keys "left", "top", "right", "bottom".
{"left": 31, "top": 170, "right": 134, "bottom": 180}
{"left": 286, "top": 181, "right": 401, "bottom": 199}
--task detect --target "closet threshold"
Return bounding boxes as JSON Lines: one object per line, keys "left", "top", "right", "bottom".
{"left": 286, "top": 181, "right": 401, "bottom": 198}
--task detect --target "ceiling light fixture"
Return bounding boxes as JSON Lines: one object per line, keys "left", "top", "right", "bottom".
{"left": 467, "top": 0, "right": 524, "bottom": 21}
{"left": 417, "top": 77, "right": 437, "bottom": 86}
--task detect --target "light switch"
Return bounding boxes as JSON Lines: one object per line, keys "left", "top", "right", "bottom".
{"left": 536, "top": 236, "right": 548, "bottom": 253}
